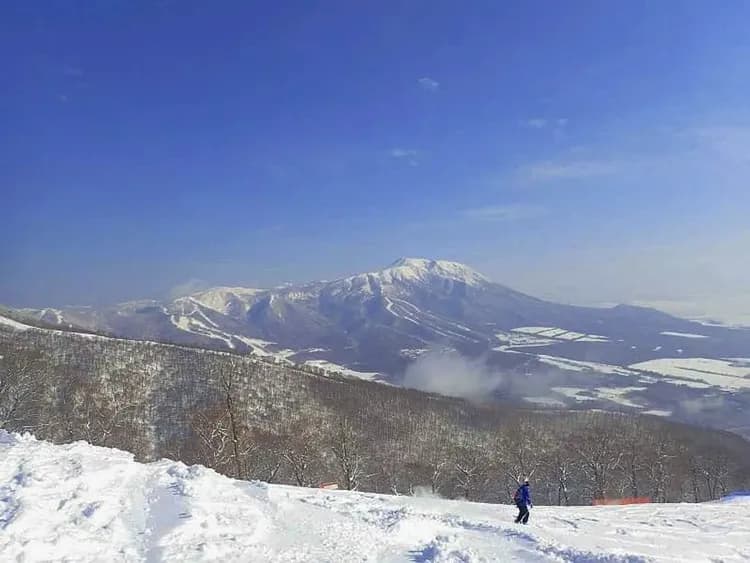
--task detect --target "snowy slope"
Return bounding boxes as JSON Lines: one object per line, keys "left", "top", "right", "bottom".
{"left": 0, "top": 313, "right": 35, "bottom": 331}
{"left": 2, "top": 432, "right": 749, "bottom": 563}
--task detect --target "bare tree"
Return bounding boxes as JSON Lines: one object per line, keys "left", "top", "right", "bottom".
{"left": 494, "top": 420, "right": 543, "bottom": 502}
{"left": 423, "top": 443, "right": 452, "bottom": 496}
{"left": 247, "top": 429, "right": 283, "bottom": 483}
{"left": 217, "top": 360, "right": 246, "bottom": 479}
{"left": 702, "top": 449, "right": 731, "bottom": 500}
{"left": 189, "top": 404, "right": 236, "bottom": 475}
{"left": 643, "top": 432, "right": 675, "bottom": 503}
{"left": 546, "top": 438, "right": 577, "bottom": 506}
{"left": 0, "top": 342, "right": 45, "bottom": 431}
{"left": 330, "top": 417, "right": 366, "bottom": 490}
{"left": 60, "top": 370, "right": 143, "bottom": 450}
{"left": 620, "top": 422, "right": 647, "bottom": 498}
{"left": 280, "top": 422, "right": 324, "bottom": 487}
{"left": 573, "top": 417, "right": 623, "bottom": 501}
{"left": 453, "top": 443, "right": 492, "bottom": 501}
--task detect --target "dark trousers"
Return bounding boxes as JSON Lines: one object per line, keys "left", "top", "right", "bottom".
{"left": 515, "top": 501, "right": 529, "bottom": 524}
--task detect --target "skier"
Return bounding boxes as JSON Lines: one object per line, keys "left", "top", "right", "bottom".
{"left": 513, "top": 477, "right": 533, "bottom": 524}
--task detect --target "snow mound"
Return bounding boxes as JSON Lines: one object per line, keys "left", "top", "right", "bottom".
{"left": 1, "top": 431, "right": 749, "bottom": 562}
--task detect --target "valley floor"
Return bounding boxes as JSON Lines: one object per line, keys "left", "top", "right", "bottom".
{"left": 1, "top": 432, "right": 748, "bottom": 562}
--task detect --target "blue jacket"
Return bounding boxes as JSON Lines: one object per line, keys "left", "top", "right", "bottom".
{"left": 516, "top": 483, "right": 532, "bottom": 505}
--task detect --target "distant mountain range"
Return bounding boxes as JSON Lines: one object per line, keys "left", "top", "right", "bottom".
{"left": 5, "top": 257, "right": 750, "bottom": 437}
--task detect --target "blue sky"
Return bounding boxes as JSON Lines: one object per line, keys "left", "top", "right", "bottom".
{"left": 3, "top": 2, "right": 750, "bottom": 322}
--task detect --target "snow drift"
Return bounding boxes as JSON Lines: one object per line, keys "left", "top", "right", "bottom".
{"left": 1, "top": 431, "right": 748, "bottom": 562}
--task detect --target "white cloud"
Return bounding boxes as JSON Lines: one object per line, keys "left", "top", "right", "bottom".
{"left": 527, "top": 118, "right": 547, "bottom": 129}
{"left": 462, "top": 203, "right": 546, "bottom": 222}
{"left": 167, "top": 278, "right": 211, "bottom": 300}
{"left": 418, "top": 77, "right": 440, "bottom": 92}
{"left": 524, "top": 158, "right": 619, "bottom": 181}
{"left": 403, "top": 350, "right": 503, "bottom": 401}
{"left": 524, "top": 117, "right": 568, "bottom": 130}
{"left": 63, "top": 65, "right": 84, "bottom": 78}
{"left": 390, "top": 148, "right": 419, "bottom": 166}
{"left": 521, "top": 122, "right": 748, "bottom": 185}
{"left": 390, "top": 148, "right": 418, "bottom": 158}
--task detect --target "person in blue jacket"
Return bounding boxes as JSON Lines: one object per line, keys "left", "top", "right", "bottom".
{"left": 513, "top": 478, "right": 533, "bottom": 524}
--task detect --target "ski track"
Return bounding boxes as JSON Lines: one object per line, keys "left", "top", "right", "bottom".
{"left": 1, "top": 432, "right": 749, "bottom": 562}
{"left": 389, "top": 298, "right": 482, "bottom": 343}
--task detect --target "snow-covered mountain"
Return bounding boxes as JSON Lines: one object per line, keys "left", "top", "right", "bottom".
{"left": 9, "top": 257, "right": 750, "bottom": 437}
{"left": 21, "top": 257, "right": 749, "bottom": 367}
{"left": 2, "top": 431, "right": 748, "bottom": 562}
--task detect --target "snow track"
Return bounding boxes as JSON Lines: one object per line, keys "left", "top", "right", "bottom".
{"left": 1, "top": 432, "right": 749, "bottom": 562}
{"left": 387, "top": 298, "right": 484, "bottom": 343}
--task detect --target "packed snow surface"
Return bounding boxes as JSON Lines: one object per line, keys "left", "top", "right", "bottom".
{"left": 3, "top": 433, "right": 749, "bottom": 562}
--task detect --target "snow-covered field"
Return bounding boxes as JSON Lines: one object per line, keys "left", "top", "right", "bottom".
{"left": 303, "top": 359, "right": 382, "bottom": 381}
{"left": 510, "top": 327, "right": 610, "bottom": 343}
{"left": 494, "top": 328, "right": 610, "bottom": 351}
{"left": 535, "top": 355, "right": 639, "bottom": 377}
{"left": 2, "top": 433, "right": 749, "bottom": 562}
{"left": 630, "top": 358, "right": 750, "bottom": 391}
{"left": 658, "top": 331, "right": 709, "bottom": 339}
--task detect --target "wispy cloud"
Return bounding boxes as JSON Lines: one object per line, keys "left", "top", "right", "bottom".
{"left": 418, "top": 77, "right": 440, "bottom": 92}
{"left": 62, "top": 65, "right": 84, "bottom": 78}
{"left": 691, "top": 125, "right": 750, "bottom": 163}
{"left": 523, "top": 158, "right": 619, "bottom": 181}
{"left": 526, "top": 118, "right": 547, "bottom": 129}
{"left": 498, "top": 229, "right": 750, "bottom": 326}
{"left": 520, "top": 122, "right": 748, "bottom": 186}
{"left": 462, "top": 203, "right": 547, "bottom": 222}
{"left": 524, "top": 117, "right": 568, "bottom": 130}
{"left": 390, "top": 148, "right": 419, "bottom": 166}
{"left": 403, "top": 350, "right": 504, "bottom": 401}
{"left": 390, "top": 148, "right": 418, "bottom": 158}
{"left": 167, "top": 278, "right": 211, "bottom": 300}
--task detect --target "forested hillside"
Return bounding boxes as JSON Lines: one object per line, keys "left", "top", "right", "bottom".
{"left": 2, "top": 325, "right": 749, "bottom": 505}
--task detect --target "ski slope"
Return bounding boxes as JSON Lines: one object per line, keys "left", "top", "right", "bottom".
{"left": 1, "top": 432, "right": 749, "bottom": 562}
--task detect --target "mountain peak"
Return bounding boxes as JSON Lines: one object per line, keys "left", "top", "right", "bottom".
{"left": 389, "top": 257, "right": 430, "bottom": 269}
{"left": 187, "top": 286, "right": 265, "bottom": 315}
{"left": 382, "top": 257, "right": 489, "bottom": 286}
